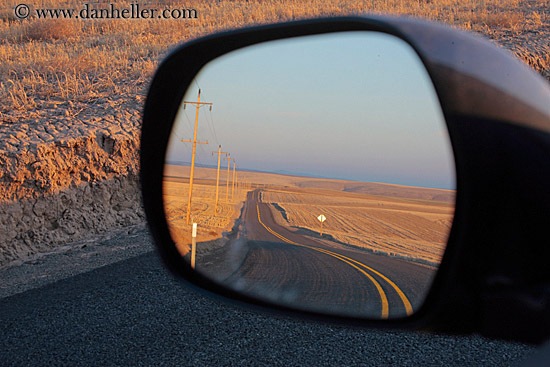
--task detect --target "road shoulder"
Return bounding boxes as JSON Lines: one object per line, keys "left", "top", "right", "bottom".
{"left": 0, "top": 223, "right": 154, "bottom": 299}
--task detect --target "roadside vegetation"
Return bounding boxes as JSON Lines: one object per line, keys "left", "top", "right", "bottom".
{"left": 0, "top": 0, "right": 549, "bottom": 125}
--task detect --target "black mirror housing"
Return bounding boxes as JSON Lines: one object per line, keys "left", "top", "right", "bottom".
{"left": 141, "top": 16, "right": 550, "bottom": 344}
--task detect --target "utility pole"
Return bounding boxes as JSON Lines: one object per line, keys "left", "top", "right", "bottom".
{"left": 212, "top": 145, "right": 228, "bottom": 215}
{"left": 235, "top": 169, "right": 239, "bottom": 200}
{"left": 231, "top": 160, "right": 236, "bottom": 201}
{"left": 181, "top": 89, "right": 212, "bottom": 225}
{"left": 223, "top": 153, "right": 231, "bottom": 203}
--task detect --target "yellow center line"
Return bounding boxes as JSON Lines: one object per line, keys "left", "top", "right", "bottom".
{"left": 256, "top": 202, "right": 413, "bottom": 316}
{"left": 264, "top": 223, "right": 389, "bottom": 318}
{"left": 257, "top": 204, "right": 398, "bottom": 318}
{"left": 314, "top": 247, "right": 413, "bottom": 316}
{"left": 255, "top": 201, "right": 413, "bottom": 316}
{"left": 257, "top": 207, "right": 388, "bottom": 318}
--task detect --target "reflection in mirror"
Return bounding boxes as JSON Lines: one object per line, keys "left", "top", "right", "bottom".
{"left": 163, "top": 32, "right": 456, "bottom": 319}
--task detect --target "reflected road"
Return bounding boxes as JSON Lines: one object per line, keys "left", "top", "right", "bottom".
{"left": 208, "top": 189, "right": 437, "bottom": 318}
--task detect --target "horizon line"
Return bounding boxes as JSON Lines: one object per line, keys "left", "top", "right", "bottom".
{"left": 164, "top": 160, "right": 455, "bottom": 191}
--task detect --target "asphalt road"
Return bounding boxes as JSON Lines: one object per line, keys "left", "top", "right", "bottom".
{"left": 216, "top": 189, "right": 436, "bottom": 319}
{"left": 0, "top": 225, "right": 537, "bottom": 366}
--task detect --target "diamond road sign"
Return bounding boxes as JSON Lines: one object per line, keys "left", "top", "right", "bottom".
{"left": 317, "top": 214, "right": 326, "bottom": 223}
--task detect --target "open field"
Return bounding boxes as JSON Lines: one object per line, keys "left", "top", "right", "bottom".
{"left": 262, "top": 188, "right": 454, "bottom": 266}
{"left": 163, "top": 164, "right": 249, "bottom": 255}
{"left": 166, "top": 164, "right": 455, "bottom": 202}
{"left": 165, "top": 164, "right": 454, "bottom": 265}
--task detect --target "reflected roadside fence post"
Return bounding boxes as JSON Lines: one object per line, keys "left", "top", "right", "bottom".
{"left": 191, "top": 222, "right": 197, "bottom": 269}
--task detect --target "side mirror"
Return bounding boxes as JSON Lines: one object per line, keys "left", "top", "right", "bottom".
{"left": 141, "top": 16, "right": 550, "bottom": 344}
{"left": 164, "top": 31, "right": 455, "bottom": 320}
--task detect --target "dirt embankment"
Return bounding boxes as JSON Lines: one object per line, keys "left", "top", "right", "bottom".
{"left": 0, "top": 98, "right": 144, "bottom": 268}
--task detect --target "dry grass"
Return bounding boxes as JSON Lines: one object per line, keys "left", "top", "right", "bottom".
{"left": 25, "top": 19, "right": 80, "bottom": 40}
{"left": 1, "top": 0, "right": 548, "bottom": 123}
{"left": 163, "top": 165, "right": 249, "bottom": 255}
{"left": 262, "top": 188, "right": 454, "bottom": 265}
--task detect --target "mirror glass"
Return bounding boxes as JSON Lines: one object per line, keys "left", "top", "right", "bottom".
{"left": 163, "top": 32, "right": 456, "bottom": 319}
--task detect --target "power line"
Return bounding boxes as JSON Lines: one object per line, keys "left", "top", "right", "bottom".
{"left": 207, "top": 108, "right": 219, "bottom": 146}
{"left": 168, "top": 128, "right": 192, "bottom": 164}
{"left": 196, "top": 143, "right": 207, "bottom": 166}
{"left": 189, "top": 88, "right": 217, "bottom": 147}
{"left": 182, "top": 109, "right": 194, "bottom": 135}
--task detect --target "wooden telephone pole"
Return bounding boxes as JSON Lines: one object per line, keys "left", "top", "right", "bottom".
{"left": 223, "top": 154, "right": 231, "bottom": 203}
{"left": 231, "top": 160, "right": 236, "bottom": 201}
{"left": 181, "top": 89, "right": 212, "bottom": 225}
{"left": 212, "top": 145, "right": 228, "bottom": 215}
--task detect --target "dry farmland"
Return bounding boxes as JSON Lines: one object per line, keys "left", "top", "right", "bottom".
{"left": 163, "top": 164, "right": 250, "bottom": 255}
{"left": 165, "top": 163, "right": 455, "bottom": 265}
{"left": 262, "top": 186, "right": 454, "bottom": 266}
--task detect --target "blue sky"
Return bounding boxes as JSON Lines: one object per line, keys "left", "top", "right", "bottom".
{"left": 166, "top": 31, "right": 455, "bottom": 190}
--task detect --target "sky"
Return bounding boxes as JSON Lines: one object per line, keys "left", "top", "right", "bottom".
{"left": 165, "top": 31, "right": 456, "bottom": 190}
